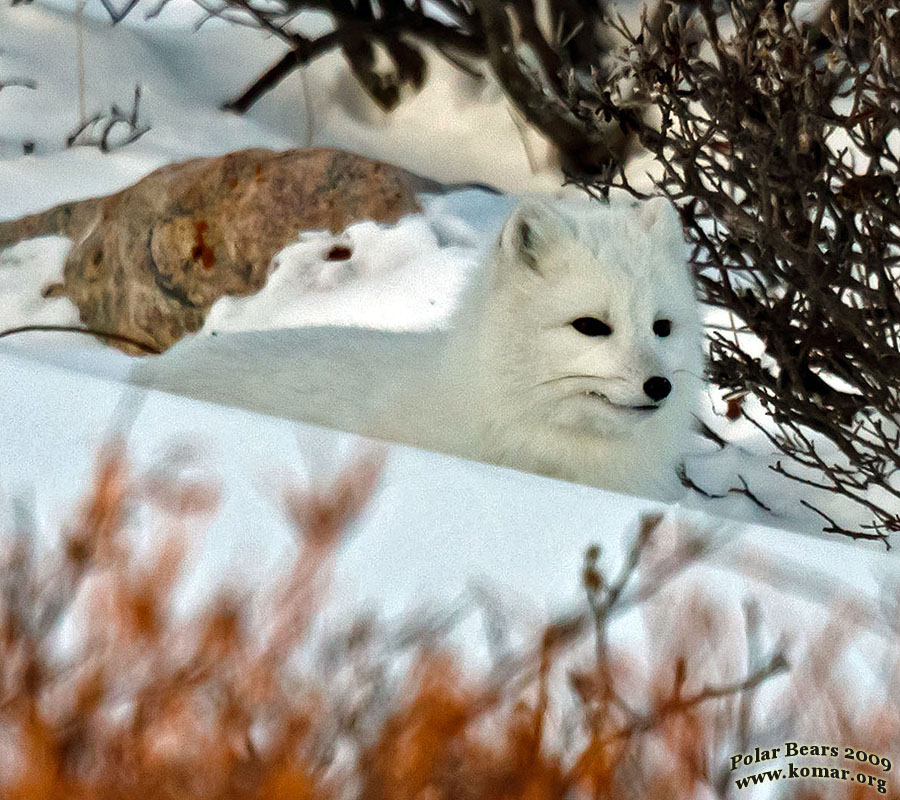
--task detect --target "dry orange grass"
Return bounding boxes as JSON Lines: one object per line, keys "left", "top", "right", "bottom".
{"left": 0, "top": 441, "right": 897, "bottom": 800}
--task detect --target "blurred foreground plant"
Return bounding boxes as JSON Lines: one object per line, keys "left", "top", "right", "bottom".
{"left": 0, "top": 441, "right": 898, "bottom": 799}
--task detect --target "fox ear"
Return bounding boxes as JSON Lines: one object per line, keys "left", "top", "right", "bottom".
{"left": 499, "top": 200, "right": 576, "bottom": 272}
{"left": 640, "top": 196, "right": 685, "bottom": 243}
{"left": 640, "top": 197, "right": 692, "bottom": 277}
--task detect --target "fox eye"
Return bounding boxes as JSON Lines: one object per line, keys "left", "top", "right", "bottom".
{"left": 572, "top": 317, "right": 613, "bottom": 337}
{"left": 653, "top": 319, "right": 672, "bottom": 337}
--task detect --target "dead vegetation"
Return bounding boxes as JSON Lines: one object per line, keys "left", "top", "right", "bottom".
{"left": 585, "top": 0, "right": 900, "bottom": 545}
{"left": 1, "top": 440, "right": 898, "bottom": 799}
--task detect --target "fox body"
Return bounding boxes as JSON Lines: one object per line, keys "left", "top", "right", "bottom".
{"left": 136, "top": 196, "right": 703, "bottom": 500}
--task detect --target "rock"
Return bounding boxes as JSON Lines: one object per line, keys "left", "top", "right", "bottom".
{"left": 0, "top": 148, "right": 421, "bottom": 353}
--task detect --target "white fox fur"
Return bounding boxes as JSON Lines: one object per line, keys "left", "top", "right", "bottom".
{"left": 134, "top": 196, "right": 703, "bottom": 500}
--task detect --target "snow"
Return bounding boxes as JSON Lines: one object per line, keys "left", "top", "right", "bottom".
{"left": 202, "top": 193, "right": 505, "bottom": 334}
{"left": 0, "top": 236, "right": 79, "bottom": 331}
{"left": 0, "top": 345, "right": 892, "bottom": 628}
{"left": 0, "top": 6, "right": 898, "bottom": 791}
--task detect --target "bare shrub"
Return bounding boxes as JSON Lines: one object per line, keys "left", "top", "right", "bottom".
{"left": 583, "top": 0, "right": 899, "bottom": 545}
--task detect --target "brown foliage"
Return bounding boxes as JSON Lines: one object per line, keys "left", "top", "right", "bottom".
{"left": 1, "top": 441, "right": 898, "bottom": 799}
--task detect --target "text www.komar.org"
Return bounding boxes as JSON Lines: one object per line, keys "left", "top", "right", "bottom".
{"left": 731, "top": 743, "right": 891, "bottom": 795}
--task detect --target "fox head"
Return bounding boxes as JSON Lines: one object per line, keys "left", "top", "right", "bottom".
{"left": 472, "top": 196, "right": 704, "bottom": 440}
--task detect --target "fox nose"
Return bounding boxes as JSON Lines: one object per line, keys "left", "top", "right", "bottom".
{"left": 643, "top": 376, "right": 671, "bottom": 402}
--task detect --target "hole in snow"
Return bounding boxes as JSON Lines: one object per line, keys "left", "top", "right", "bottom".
{"left": 326, "top": 245, "right": 353, "bottom": 261}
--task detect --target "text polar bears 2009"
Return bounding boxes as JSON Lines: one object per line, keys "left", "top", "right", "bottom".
{"left": 731, "top": 743, "right": 891, "bottom": 794}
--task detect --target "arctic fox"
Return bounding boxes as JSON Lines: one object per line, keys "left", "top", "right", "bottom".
{"left": 135, "top": 196, "right": 703, "bottom": 500}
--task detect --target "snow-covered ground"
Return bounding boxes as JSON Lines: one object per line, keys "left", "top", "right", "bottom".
{"left": 0, "top": 5, "right": 898, "bottom": 793}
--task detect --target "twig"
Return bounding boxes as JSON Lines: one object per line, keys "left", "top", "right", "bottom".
{"left": 66, "top": 86, "right": 150, "bottom": 152}
{"left": 0, "top": 324, "right": 161, "bottom": 354}
{"left": 97, "top": 0, "right": 142, "bottom": 23}
{"left": 602, "top": 651, "right": 789, "bottom": 745}
{"left": 506, "top": 101, "right": 540, "bottom": 175}
{"left": 695, "top": 417, "right": 728, "bottom": 449}
{"left": 678, "top": 467, "right": 774, "bottom": 513}
{"left": 76, "top": 0, "right": 86, "bottom": 125}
